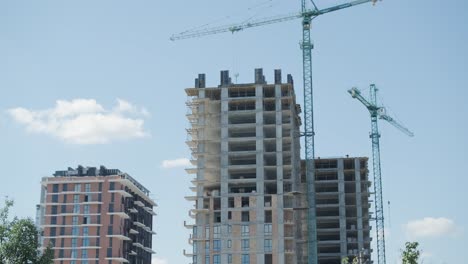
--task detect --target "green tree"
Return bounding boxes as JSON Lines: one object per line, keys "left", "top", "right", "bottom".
{"left": 402, "top": 241, "right": 421, "bottom": 264}
{"left": 0, "top": 199, "right": 54, "bottom": 264}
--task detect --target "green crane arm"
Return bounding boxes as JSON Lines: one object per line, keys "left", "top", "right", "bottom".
{"left": 379, "top": 113, "right": 414, "bottom": 137}
{"left": 170, "top": 0, "right": 377, "bottom": 41}
{"left": 348, "top": 87, "right": 376, "bottom": 111}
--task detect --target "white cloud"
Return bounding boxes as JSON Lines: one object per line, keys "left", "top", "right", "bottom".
{"left": 152, "top": 257, "right": 168, "bottom": 264}
{"left": 405, "top": 217, "right": 461, "bottom": 238}
{"left": 161, "top": 158, "right": 191, "bottom": 169}
{"left": 8, "top": 99, "right": 149, "bottom": 144}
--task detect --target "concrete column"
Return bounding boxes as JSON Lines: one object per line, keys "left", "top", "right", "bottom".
{"left": 195, "top": 89, "right": 206, "bottom": 263}
{"left": 256, "top": 84, "right": 265, "bottom": 264}
{"left": 338, "top": 159, "right": 347, "bottom": 257}
{"left": 220, "top": 87, "right": 230, "bottom": 263}
{"left": 355, "top": 159, "right": 364, "bottom": 252}
{"left": 275, "top": 84, "right": 285, "bottom": 264}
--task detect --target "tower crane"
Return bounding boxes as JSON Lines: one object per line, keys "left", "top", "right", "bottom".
{"left": 348, "top": 84, "right": 414, "bottom": 264}
{"left": 172, "top": 1, "right": 380, "bottom": 263}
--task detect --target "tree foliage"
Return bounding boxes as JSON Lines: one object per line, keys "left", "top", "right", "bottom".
{"left": 402, "top": 241, "right": 421, "bottom": 264}
{"left": 0, "top": 199, "right": 54, "bottom": 264}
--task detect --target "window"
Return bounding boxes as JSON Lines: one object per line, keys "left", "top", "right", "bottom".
{"left": 205, "top": 241, "right": 209, "bottom": 253}
{"left": 63, "top": 184, "right": 68, "bottom": 192}
{"left": 61, "top": 205, "right": 66, "bottom": 213}
{"left": 228, "top": 254, "right": 232, "bottom": 264}
{"left": 265, "top": 210, "right": 272, "bottom": 223}
{"left": 193, "top": 256, "right": 198, "bottom": 264}
{"left": 71, "top": 238, "right": 78, "bottom": 247}
{"left": 107, "top": 226, "right": 113, "bottom": 235}
{"left": 213, "top": 240, "right": 221, "bottom": 251}
{"left": 241, "top": 239, "right": 250, "bottom": 251}
{"left": 52, "top": 195, "right": 58, "bottom": 203}
{"left": 60, "top": 227, "right": 65, "bottom": 235}
{"left": 51, "top": 216, "right": 57, "bottom": 225}
{"left": 193, "top": 226, "right": 198, "bottom": 237}
{"left": 82, "top": 250, "right": 88, "bottom": 261}
{"left": 50, "top": 227, "right": 56, "bottom": 237}
{"left": 205, "top": 226, "right": 210, "bottom": 239}
{"left": 227, "top": 225, "right": 232, "bottom": 234}
{"left": 264, "top": 224, "right": 272, "bottom": 236}
{"left": 241, "top": 225, "right": 249, "bottom": 236}
{"left": 71, "top": 249, "right": 78, "bottom": 258}
{"left": 51, "top": 205, "right": 57, "bottom": 215}
{"left": 72, "top": 216, "right": 78, "bottom": 225}
{"left": 74, "top": 184, "right": 81, "bottom": 192}
{"left": 83, "top": 238, "right": 89, "bottom": 247}
{"left": 53, "top": 184, "right": 59, "bottom": 193}
{"left": 193, "top": 241, "right": 198, "bottom": 253}
{"left": 241, "top": 211, "right": 250, "bottom": 222}
{"left": 205, "top": 255, "right": 209, "bottom": 264}
{"left": 110, "top": 215, "right": 114, "bottom": 225}
{"left": 83, "top": 227, "right": 89, "bottom": 236}
{"left": 63, "top": 195, "right": 67, "bottom": 203}
{"left": 108, "top": 204, "right": 114, "bottom": 212}
{"left": 109, "top": 182, "right": 115, "bottom": 190}
{"left": 84, "top": 205, "right": 90, "bottom": 214}
{"left": 264, "top": 239, "right": 272, "bottom": 252}
{"left": 241, "top": 254, "right": 250, "bottom": 264}
{"left": 213, "top": 255, "right": 220, "bottom": 264}
{"left": 213, "top": 226, "right": 220, "bottom": 238}
{"left": 98, "top": 183, "right": 102, "bottom": 192}
{"left": 73, "top": 204, "right": 80, "bottom": 214}
{"left": 111, "top": 193, "right": 115, "bottom": 202}
{"left": 72, "top": 226, "right": 79, "bottom": 236}
{"left": 227, "top": 239, "right": 232, "bottom": 248}
{"left": 85, "top": 183, "right": 91, "bottom": 192}
{"left": 73, "top": 194, "right": 79, "bottom": 203}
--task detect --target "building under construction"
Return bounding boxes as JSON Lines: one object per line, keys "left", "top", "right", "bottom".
{"left": 184, "top": 69, "right": 372, "bottom": 264}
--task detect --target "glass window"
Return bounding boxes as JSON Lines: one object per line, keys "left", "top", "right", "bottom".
{"left": 71, "top": 238, "right": 77, "bottom": 247}
{"left": 228, "top": 254, "right": 232, "bottom": 264}
{"left": 205, "top": 255, "right": 209, "bottom": 264}
{"left": 213, "top": 255, "right": 220, "bottom": 264}
{"left": 227, "top": 225, "right": 232, "bottom": 234}
{"left": 83, "top": 238, "right": 89, "bottom": 247}
{"left": 85, "top": 183, "right": 91, "bottom": 192}
{"left": 53, "top": 184, "right": 59, "bottom": 193}
{"left": 73, "top": 205, "right": 80, "bottom": 214}
{"left": 193, "top": 226, "right": 198, "bottom": 237}
{"left": 193, "top": 256, "right": 197, "bottom": 264}
{"left": 241, "top": 225, "right": 249, "bottom": 236}
{"left": 241, "top": 254, "right": 250, "bottom": 264}
{"left": 213, "top": 240, "right": 220, "bottom": 251}
{"left": 72, "top": 226, "right": 79, "bottom": 236}
{"left": 51, "top": 206, "right": 57, "bottom": 215}
{"left": 205, "top": 226, "right": 210, "bottom": 239}
{"left": 241, "top": 239, "right": 250, "bottom": 251}
{"left": 84, "top": 205, "right": 90, "bottom": 214}
{"left": 213, "top": 226, "right": 220, "bottom": 238}
{"left": 205, "top": 241, "right": 209, "bottom": 253}
{"left": 264, "top": 239, "right": 272, "bottom": 252}
{"left": 71, "top": 249, "right": 77, "bottom": 258}
{"left": 83, "top": 227, "right": 89, "bottom": 236}
{"left": 264, "top": 224, "right": 272, "bottom": 236}
{"left": 52, "top": 195, "right": 58, "bottom": 203}
{"left": 73, "top": 194, "right": 80, "bottom": 203}
{"left": 63, "top": 184, "right": 68, "bottom": 192}
{"left": 109, "top": 182, "right": 115, "bottom": 190}
{"left": 74, "top": 184, "right": 81, "bottom": 192}
{"left": 227, "top": 239, "right": 232, "bottom": 248}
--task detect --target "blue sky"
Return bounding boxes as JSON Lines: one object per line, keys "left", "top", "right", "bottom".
{"left": 1, "top": 0, "right": 466, "bottom": 263}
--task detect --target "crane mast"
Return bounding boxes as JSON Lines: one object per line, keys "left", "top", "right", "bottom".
{"left": 173, "top": 1, "right": 379, "bottom": 264}
{"left": 349, "top": 84, "right": 414, "bottom": 264}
